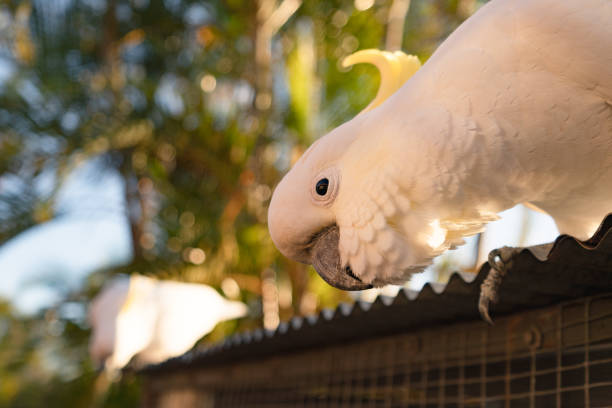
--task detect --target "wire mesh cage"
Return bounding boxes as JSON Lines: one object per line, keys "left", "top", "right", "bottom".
{"left": 143, "top": 293, "right": 612, "bottom": 408}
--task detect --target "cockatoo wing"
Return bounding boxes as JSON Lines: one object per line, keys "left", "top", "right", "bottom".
{"left": 138, "top": 281, "right": 247, "bottom": 364}
{"left": 335, "top": 50, "right": 501, "bottom": 285}
{"left": 336, "top": 135, "right": 500, "bottom": 285}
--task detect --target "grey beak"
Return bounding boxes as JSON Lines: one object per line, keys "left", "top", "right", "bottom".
{"left": 311, "top": 225, "right": 373, "bottom": 291}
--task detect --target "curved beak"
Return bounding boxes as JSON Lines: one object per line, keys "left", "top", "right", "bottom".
{"left": 310, "top": 225, "right": 373, "bottom": 291}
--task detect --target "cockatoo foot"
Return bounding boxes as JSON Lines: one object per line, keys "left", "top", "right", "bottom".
{"left": 478, "top": 246, "right": 521, "bottom": 325}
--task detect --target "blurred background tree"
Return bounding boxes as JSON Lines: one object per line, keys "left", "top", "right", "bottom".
{"left": 0, "top": 0, "right": 483, "bottom": 406}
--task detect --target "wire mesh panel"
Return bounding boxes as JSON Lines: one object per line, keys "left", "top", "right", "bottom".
{"left": 144, "top": 294, "right": 612, "bottom": 408}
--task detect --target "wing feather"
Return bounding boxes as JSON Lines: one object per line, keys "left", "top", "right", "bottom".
{"left": 336, "top": 162, "right": 502, "bottom": 285}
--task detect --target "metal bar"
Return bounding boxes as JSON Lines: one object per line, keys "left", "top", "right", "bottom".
{"left": 585, "top": 298, "right": 591, "bottom": 407}
{"left": 421, "top": 353, "right": 428, "bottom": 407}
{"left": 480, "top": 327, "right": 487, "bottom": 408}
{"left": 459, "top": 329, "right": 465, "bottom": 408}
{"left": 439, "top": 332, "right": 446, "bottom": 408}
{"left": 505, "top": 318, "right": 511, "bottom": 408}
{"left": 529, "top": 334, "right": 536, "bottom": 408}
{"left": 557, "top": 302, "right": 562, "bottom": 408}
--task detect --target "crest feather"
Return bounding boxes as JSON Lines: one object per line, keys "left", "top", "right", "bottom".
{"left": 342, "top": 49, "right": 421, "bottom": 111}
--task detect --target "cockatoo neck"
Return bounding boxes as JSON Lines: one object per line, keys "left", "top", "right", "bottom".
{"left": 328, "top": 102, "right": 521, "bottom": 281}
{"left": 365, "top": 99, "right": 527, "bottom": 248}
{"left": 383, "top": 102, "right": 519, "bottom": 207}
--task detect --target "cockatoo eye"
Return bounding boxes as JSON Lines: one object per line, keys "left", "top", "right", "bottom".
{"left": 315, "top": 178, "right": 329, "bottom": 195}
{"left": 311, "top": 168, "right": 340, "bottom": 206}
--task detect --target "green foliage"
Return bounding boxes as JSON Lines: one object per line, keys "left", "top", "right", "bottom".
{"left": 0, "top": 0, "right": 478, "bottom": 405}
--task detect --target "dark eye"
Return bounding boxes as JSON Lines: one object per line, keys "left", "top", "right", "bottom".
{"left": 315, "top": 178, "right": 329, "bottom": 196}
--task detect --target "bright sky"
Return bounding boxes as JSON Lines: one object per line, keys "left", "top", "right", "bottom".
{"left": 0, "top": 162, "right": 132, "bottom": 314}
{"left": 0, "top": 160, "right": 560, "bottom": 314}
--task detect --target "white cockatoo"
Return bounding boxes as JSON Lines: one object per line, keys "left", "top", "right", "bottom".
{"left": 89, "top": 275, "right": 247, "bottom": 372}
{"left": 268, "top": 0, "right": 612, "bottom": 293}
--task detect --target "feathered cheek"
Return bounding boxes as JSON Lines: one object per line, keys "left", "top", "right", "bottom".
{"left": 338, "top": 219, "right": 428, "bottom": 286}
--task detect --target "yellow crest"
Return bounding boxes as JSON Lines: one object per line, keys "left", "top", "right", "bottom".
{"left": 342, "top": 49, "right": 421, "bottom": 112}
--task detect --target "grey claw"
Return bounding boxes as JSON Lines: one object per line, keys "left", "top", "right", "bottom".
{"left": 479, "top": 246, "right": 519, "bottom": 324}
{"left": 479, "top": 297, "right": 494, "bottom": 325}
{"left": 488, "top": 248, "right": 505, "bottom": 271}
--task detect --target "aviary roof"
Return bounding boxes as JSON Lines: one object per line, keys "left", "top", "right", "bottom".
{"left": 144, "top": 213, "right": 612, "bottom": 374}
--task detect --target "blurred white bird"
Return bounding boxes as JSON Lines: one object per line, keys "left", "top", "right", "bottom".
{"left": 268, "top": 0, "right": 611, "bottom": 292}
{"left": 89, "top": 275, "right": 248, "bottom": 373}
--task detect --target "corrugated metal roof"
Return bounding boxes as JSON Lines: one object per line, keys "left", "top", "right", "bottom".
{"left": 144, "top": 213, "right": 612, "bottom": 374}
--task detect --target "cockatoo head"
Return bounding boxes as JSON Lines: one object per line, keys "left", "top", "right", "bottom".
{"left": 269, "top": 120, "right": 369, "bottom": 289}
{"left": 269, "top": 50, "right": 429, "bottom": 290}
